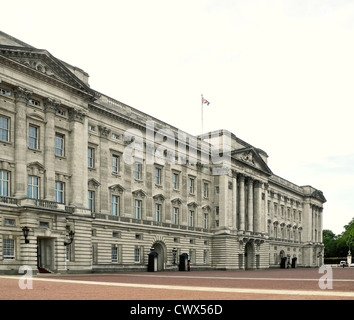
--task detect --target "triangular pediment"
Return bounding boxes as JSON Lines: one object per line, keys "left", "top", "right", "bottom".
{"left": 311, "top": 190, "right": 327, "bottom": 203}
{"left": 0, "top": 44, "right": 97, "bottom": 99}
{"left": 232, "top": 147, "right": 273, "bottom": 175}
{"left": 0, "top": 31, "right": 34, "bottom": 48}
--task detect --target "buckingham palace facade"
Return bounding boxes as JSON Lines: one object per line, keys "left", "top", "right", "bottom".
{"left": 0, "top": 31, "right": 326, "bottom": 274}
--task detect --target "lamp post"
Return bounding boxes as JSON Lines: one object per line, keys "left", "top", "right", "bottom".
{"left": 64, "top": 230, "right": 75, "bottom": 246}
{"left": 172, "top": 247, "right": 177, "bottom": 265}
{"left": 22, "top": 226, "right": 30, "bottom": 244}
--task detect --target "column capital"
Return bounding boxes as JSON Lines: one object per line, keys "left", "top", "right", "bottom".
{"left": 237, "top": 173, "right": 245, "bottom": 181}
{"left": 14, "top": 86, "right": 32, "bottom": 104}
{"left": 43, "top": 97, "right": 61, "bottom": 113}
{"left": 98, "top": 125, "right": 111, "bottom": 138}
{"left": 247, "top": 176, "right": 254, "bottom": 184}
{"left": 68, "top": 108, "right": 87, "bottom": 123}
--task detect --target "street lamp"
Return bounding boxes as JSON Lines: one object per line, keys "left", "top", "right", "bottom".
{"left": 22, "top": 226, "right": 30, "bottom": 244}
{"left": 64, "top": 230, "right": 75, "bottom": 246}
{"left": 172, "top": 247, "right": 177, "bottom": 265}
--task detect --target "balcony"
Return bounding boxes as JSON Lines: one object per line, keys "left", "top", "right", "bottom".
{"left": 92, "top": 212, "right": 209, "bottom": 233}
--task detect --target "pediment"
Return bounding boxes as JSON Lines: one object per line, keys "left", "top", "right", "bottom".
{"left": 132, "top": 189, "right": 147, "bottom": 198}
{"left": 109, "top": 184, "right": 125, "bottom": 193}
{"left": 88, "top": 178, "right": 101, "bottom": 189}
{"left": 232, "top": 147, "right": 272, "bottom": 175}
{"left": 0, "top": 45, "right": 96, "bottom": 98}
{"left": 311, "top": 190, "right": 327, "bottom": 203}
{"left": 187, "top": 201, "right": 198, "bottom": 208}
{"left": 171, "top": 198, "right": 182, "bottom": 205}
{"left": 153, "top": 193, "right": 166, "bottom": 201}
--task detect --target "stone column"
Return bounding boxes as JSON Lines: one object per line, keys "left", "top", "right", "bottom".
{"left": 14, "top": 87, "right": 32, "bottom": 198}
{"left": 254, "top": 180, "right": 262, "bottom": 233}
{"left": 264, "top": 183, "right": 269, "bottom": 234}
{"left": 247, "top": 178, "right": 253, "bottom": 232}
{"left": 43, "top": 98, "right": 60, "bottom": 201}
{"left": 98, "top": 125, "right": 111, "bottom": 214}
{"left": 238, "top": 174, "right": 245, "bottom": 231}
{"left": 68, "top": 108, "right": 88, "bottom": 208}
{"left": 232, "top": 171, "right": 237, "bottom": 230}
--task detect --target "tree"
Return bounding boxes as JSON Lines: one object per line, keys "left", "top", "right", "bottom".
{"left": 323, "top": 230, "right": 339, "bottom": 257}
{"left": 323, "top": 218, "right": 354, "bottom": 258}
{"left": 342, "top": 218, "right": 354, "bottom": 254}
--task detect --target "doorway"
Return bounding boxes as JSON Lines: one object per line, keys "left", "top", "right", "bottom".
{"left": 245, "top": 241, "right": 254, "bottom": 270}
{"left": 37, "top": 238, "right": 54, "bottom": 271}
{"left": 152, "top": 241, "right": 166, "bottom": 271}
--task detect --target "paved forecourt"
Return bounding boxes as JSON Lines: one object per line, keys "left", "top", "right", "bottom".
{"left": 0, "top": 267, "right": 353, "bottom": 300}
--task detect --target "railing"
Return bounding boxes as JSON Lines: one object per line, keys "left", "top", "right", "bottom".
{"left": 34, "top": 199, "right": 58, "bottom": 209}
{"left": 0, "top": 196, "right": 20, "bottom": 205}
{"left": 92, "top": 213, "right": 209, "bottom": 233}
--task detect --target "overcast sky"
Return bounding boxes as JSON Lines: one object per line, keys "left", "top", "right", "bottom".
{"left": 1, "top": 0, "right": 353, "bottom": 234}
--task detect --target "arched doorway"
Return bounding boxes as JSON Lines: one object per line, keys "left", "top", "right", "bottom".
{"left": 245, "top": 241, "right": 254, "bottom": 270}
{"left": 152, "top": 241, "right": 166, "bottom": 271}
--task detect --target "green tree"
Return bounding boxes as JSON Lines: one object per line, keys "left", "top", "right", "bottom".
{"left": 342, "top": 218, "right": 354, "bottom": 254}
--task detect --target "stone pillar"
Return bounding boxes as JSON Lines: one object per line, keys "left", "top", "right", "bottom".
{"left": 14, "top": 87, "right": 32, "bottom": 198}
{"left": 264, "top": 183, "right": 269, "bottom": 234}
{"left": 98, "top": 125, "right": 111, "bottom": 214}
{"left": 254, "top": 180, "right": 262, "bottom": 233}
{"left": 247, "top": 178, "right": 253, "bottom": 232}
{"left": 232, "top": 171, "right": 237, "bottom": 230}
{"left": 238, "top": 174, "right": 245, "bottom": 231}
{"left": 43, "top": 98, "right": 60, "bottom": 201}
{"left": 68, "top": 108, "right": 88, "bottom": 208}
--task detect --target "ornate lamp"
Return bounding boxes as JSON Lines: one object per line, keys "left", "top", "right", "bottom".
{"left": 22, "top": 226, "right": 30, "bottom": 244}
{"left": 64, "top": 230, "right": 75, "bottom": 246}
{"left": 172, "top": 247, "right": 177, "bottom": 265}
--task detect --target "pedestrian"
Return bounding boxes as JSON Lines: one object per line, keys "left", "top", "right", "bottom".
{"left": 187, "top": 260, "right": 191, "bottom": 271}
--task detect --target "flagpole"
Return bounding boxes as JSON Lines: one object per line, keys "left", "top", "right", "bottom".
{"left": 201, "top": 94, "right": 204, "bottom": 135}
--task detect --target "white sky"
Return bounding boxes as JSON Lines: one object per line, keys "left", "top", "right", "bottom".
{"left": 1, "top": 0, "right": 353, "bottom": 234}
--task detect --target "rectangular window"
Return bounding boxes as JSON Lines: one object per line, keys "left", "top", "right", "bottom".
{"left": 28, "top": 176, "right": 39, "bottom": 199}
{"left": 88, "top": 190, "right": 95, "bottom": 212}
{"left": 135, "top": 162, "right": 142, "bottom": 180}
{"left": 88, "top": 147, "right": 95, "bottom": 168}
{"left": 189, "top": 177, "right": 194, "bottom": 194}
{"left": 134, "top": 247, "right": 140, "bottom": 263}
{"left": 173, "top": 173, "right": 179, "bottom": 190}
{"left": 134, "top": 199, "right": 142, "bottom": 219}
{"left": 155, "top": 167, "right": 161, "bottom": 185}
{"left": 0, "top": 170, "right": 9, "bottom": 196}
{"left": 55, "top": 133, "right": 65, "bottom": 156}
{"left": 0, "top": 87, "right": 11, "bottom": 96}
{"left": 4, "top": 218, "right": 15, "bottom": 226}
{"left": 173, "top": 207, "right": 179, "bottom": 225}
{"left": 55, "top": 181, "right": 64, "bottom": 204}
{"left": 29, "top": 125, "right": 39, "bottom": 149}
{"left": 112, "top": 155, "right": 120, "bottom": 173}
{"left": 155, "top": 203, "right": 161, "bottom": 222}
{"left": 112, "top": 246, "right": 118, "bottom": 263}
{"left": 3, "top": 239, "right": 15, "bottom": 259}
{"left": 189, "top": 210, "right": 194, "bottom": 227}
{"left": 0, "top": 116, "right": 9, "bottom": 142}
{"left": 112, "top": 195, "right": 120, "bottom": 216}
{"left": 203, "top": 183, "right": 209, "bottom": 198}
{"left": 203, "top": 213, "right": 208, "bottom": 229}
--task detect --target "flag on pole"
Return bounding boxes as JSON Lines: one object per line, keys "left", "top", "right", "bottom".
{"left": 202, "top": 97, "right": 210, "bottom": 106}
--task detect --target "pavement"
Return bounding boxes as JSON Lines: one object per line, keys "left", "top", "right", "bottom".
{"left": 1, "top": 267, "right": 353, "bottom": 301}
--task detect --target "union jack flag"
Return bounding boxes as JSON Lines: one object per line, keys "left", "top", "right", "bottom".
{"left": 202, "top": 97, "right": 210, "bottom": 105}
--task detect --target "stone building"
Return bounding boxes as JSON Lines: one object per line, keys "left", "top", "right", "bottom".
{"left": 0, "top": 31, "right": 326, "bottom": 274}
